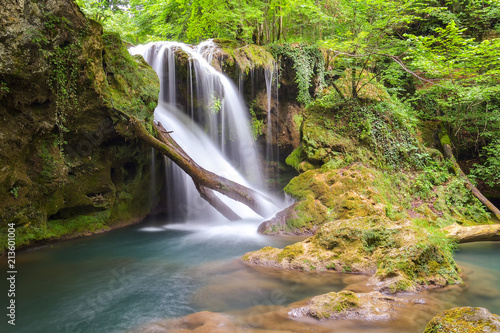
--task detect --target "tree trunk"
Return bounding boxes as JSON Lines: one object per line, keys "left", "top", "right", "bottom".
{"left": 351, "top": 67, "right": 358, "bottom": 98}
{"left": 278, "top": 10, "right": 283, "bottom": 41}
{"left": 439, "top": 130, "right": 500, "bottom": 220}
{"left": 443, "top": 223, "right": 500, "bottom": 243}
{"left": 195, "top": 184, "right": 242, "bottom": 221}
{"left": 120, "top": 112, "right": 273, "bottom": 219}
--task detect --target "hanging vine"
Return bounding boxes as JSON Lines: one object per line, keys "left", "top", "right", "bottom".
{"left": 48, "top": 44, "right": 80, "bottom": 150}
{"left": 268, "top": 43, "right": 325, "bottom": 105}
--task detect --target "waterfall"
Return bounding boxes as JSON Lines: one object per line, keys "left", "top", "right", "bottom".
{"left": 150, "top": 147, "right": 156, "bottom": 203}
{"left": 265, "top": 68, "right": 273, "bottom": 165}
{"left": 264, "top": 64, "right": 280, "bottom": 184}
{"left": 130, "top": 41, "right": 277, "bottom": 221}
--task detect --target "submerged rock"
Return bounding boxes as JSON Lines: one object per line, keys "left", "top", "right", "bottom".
{"left": 424, "top": 307, "right": 500, "bottom": 333}
{"left": 131, "top": 311, "right": 239, "bottom": 333}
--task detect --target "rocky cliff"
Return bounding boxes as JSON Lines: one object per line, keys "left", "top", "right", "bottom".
{"left": 0, "top": 0, "right": 161, "bottom": 251}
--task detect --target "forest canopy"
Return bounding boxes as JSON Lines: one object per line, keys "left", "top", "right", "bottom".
{"left": 75, "top": 0, "right": 500, "bottom": 45}
{"left": 74, "top": 0, "right": 500, "bottom": 188}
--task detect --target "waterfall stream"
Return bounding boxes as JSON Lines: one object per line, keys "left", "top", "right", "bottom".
{"left": 129, "top": 41, "right": 278, "bottom": 220}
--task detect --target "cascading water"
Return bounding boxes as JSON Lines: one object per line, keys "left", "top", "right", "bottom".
{"left": 264, "top": 64, "right": 280, "bottom": 183}
{"left": 130, "top": 41, "right": 277, "bottom": 220}
{"left": 265, "top": 68, "right": 273, "bottom": 164}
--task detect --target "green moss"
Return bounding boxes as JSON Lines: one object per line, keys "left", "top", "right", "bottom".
{"left": 307, "top": 290, "right": 360, "bottom": 319}
{"left": 0, "top": 19, "right": 161, "bottom": 253}
{"left": 248, "top": 214, "right": 461, "bottom": 292}
{"left": 15, "top": 210, "right": 111, "bottom": 248}
{"left": 285, "top": 146, "right": 306, "bottom": 171}
{"left": 439, "top": 132, "right": 452, "bottom": 146}
{"left": 277, "top": 243, "right": 304, "bottom": 262}
{"left": 285, "top": 195, "right": 330, "bottom": 232}
{"left": 101, "top": 33, "right": 159, "bottom": 129}
{"left": 293, "top": 114, "right": 304, "bottom": 128}
{"left": 220, "top": 42, "right": 275, "bottom": 75}
{"left": 424, "top": 307, "right": 500, "bottom": 333}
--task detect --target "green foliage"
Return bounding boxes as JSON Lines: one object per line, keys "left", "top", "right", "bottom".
{"left": 209, "top": 94, "right": 221, "bottom": 114}
{"left": 405, "top": 20, "right": 500, "bottom": 157}
{"left": 0, "top": 81, "right": 9, "bottom": 93}
{"left": 311, "top": 97, "right": 429, "bottom": 170}
{"left": 249, "top": 107, "right": 264, "bottom": 140}
{"left": 10, "top": 186, "right": 20, "bottom": 199}
{"left": 75, "top": 0, "right": 339, "bottom": 44}
{"left": 76, "top": 0, "right": 141, "bottom": 43}
{"left": 268, "top": 43, "right": 324, "bottom": 105}
{"left": 0, "top": 81, "right": 9, "bottom": 99}
{"left": 48, "top": 44, "right": 79, "bottom": 150}
{"left": 471, "top": 140, "right": 500, "bottom": 187}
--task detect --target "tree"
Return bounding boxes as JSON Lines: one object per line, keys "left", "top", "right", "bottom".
{"left": 406, "top": 20, "right": 500, "bottom": 155}
{"left": 320, "top": 0, "right": 428, "bottom": 100}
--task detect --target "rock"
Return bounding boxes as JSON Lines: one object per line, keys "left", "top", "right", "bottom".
{"left": 244, "top": 214, "right": 462, "bottom": 293}
{"left": 289, "top": 290, "right": 420, "bottom": 321}
{"left": 424, "top": 307, "right": 500, "bottom": 333}
{"left": 0, "top": 0, "right": 161, "bottom": 251}
{"left": 131, "top": 311, "right": 239, "bottom": 333}
{"left": 257, "top": 203, "right": 315, "bottom": 235}
{"left": 266, "top": 163, "right": 404, "bottom": 234}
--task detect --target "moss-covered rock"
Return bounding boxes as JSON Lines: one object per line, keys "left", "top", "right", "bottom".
{"left": 251, "top": 94, "right": 494, "bottom": 294}
{"left": 291, "top": 290, "right": 360, "bottom": 320}
{"left": 290, "top": 290, "right": 422, "bottom": 321}
{"left": 259, "top": 163, "right": 407, "bottom": 234}
{"left": 215, "top": 41, "right": 275, "bottom": 76}
{"left": 0, "top": 0, "right": 161, "bottom": 252}
{"left": 246, "top": 215, "right": 461, "bottom": 293}
{"left": 424, "top": 307, "right": 500, "bottom": 333}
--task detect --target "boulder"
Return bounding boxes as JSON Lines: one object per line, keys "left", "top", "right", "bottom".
{"left": 424, "top": 307, "right": 500, "bottom": 333}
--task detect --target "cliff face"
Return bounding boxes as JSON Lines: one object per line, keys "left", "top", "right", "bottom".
{"left": 0, "top": 0, "right": 161, "bottom": 251}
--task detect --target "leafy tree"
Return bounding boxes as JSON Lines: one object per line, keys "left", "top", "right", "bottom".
{"left": 320, "top": 0, "right": 425, "bottom": 99}
{"left": 472, "top": 141, "right": 500, "bottom": 187}
{"left": 406, "top": 21, "right": 500, "bottom": 155}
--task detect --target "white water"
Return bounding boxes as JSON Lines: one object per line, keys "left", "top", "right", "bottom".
{"left": 129, "top": 41, "right": 280, "bottom": 221}
{"left": 263, "top": 64, "right": 281, "bottom": 182}
{"left": 265, "top": 68, "right": 274, "bottom": 165}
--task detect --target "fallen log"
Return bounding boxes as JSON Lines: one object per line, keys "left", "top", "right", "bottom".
{"left": 115, "top": 110, "right": 273, "bottom": 219}
{"left": 195, "top": 184, "right": 242, "bottom": 221}
{"left": 439, "top": 130, "right": 500, "bottom": 220}
{"left": 443, "top": 223, "right": 500, "bottom": 243}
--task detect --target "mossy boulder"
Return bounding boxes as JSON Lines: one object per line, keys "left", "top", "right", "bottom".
{"left": 300, "top": 115, "right": 355, "bottom": 166}
{"left": 259, "top": 163, "right": 406, "bottom": 234}
{"left": 263, "top": 96, "right": 492, "bottom": 233}
{"left": 0, "top": 0, "right": 161, "bottom": 251}
{"left": 424, "top": 307, "right": 500, "bottom": 333}
{"left": 246, "top": 215, "right": 462, "bottom": 293}
{"left": 291, "top": 290, "right": 360, "bottom": 320}
{"left": 289, "top": 290, "right": 421, "bottom": 321}
{"left": 252, "top": 96, "right": 494, "bottom": 295}
{"left": 214, "top": 40, "right": 275, "bottom": 76}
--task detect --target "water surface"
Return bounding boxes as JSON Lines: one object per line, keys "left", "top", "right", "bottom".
{"left": 2, "top": 220, "right": 499, "bottom": 333}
